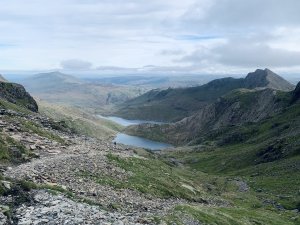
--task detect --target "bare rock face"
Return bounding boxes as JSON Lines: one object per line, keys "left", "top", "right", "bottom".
{"left": 244, "top": 68, "right": 294, "bottom": 91}
{"left": 292, "top": 82, "right": 300, "bottom": 103}
{"left": 0, "top": 82, "right": 38, "bottom": 112}
{"left": 128, "top": 87, "right": 290, "bottom": 145}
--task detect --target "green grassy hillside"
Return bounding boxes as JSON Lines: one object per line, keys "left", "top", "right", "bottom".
{"left": 38, "top": 100, "right": 123, "bottom": 139}
{"left": 159, "top": 100, "right": 300, "bottom": 211}
{"left": 114, "top": 69, "right": 294, "bottom": 122}
{"left": 125, "top": 88, "right": 292, "bottom": 145}
{"left": 115, "top": 77, "right": 245, "bottom": 122}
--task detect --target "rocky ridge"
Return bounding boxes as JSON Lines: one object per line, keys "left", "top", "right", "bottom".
{"left": 126, "top": 87, "right": 289, "bottom": 145}
{"left": 114, "top": 69, "right": 294, "bottom": 122}
{"left": 244, "top": 68, "right": 295, "bottom": 91}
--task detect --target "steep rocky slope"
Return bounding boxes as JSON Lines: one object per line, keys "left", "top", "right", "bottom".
{"left": 125, "top": 86, "right": 295, "bottom": 145}
{"left": 0, "top": 81, "right": 38, "bottom": 112}
{"left": 244, "top": 68, "right": 294, "bottom": 90}
{"left": 115, "top": 69, "right": 294, "bottom": 122}
{"left": 292, "top": 81, "right": 300, "bottom": 103}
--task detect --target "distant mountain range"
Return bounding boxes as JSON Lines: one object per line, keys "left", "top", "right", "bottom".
{"left": 20, "top": 72, "right": 144, "bottom": 109}
{"left": 114, "top": 69, "right": 295, "bottom": 122}
{"left": 21, "top": 71, "right": 83, "bottom": 93}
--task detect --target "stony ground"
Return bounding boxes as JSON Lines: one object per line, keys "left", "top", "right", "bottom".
{"left": 0, "top": 110, "right": 189, "bottom": 224}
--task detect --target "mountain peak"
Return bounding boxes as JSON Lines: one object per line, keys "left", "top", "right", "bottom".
{"left": 245, "top": 68, "right": 294, "bottom": 91}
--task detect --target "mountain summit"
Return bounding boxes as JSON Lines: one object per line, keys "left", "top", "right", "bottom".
{"left": 114, "top": 69, "right": 294, "bottom": 122}
{"left": 244, "top": 68, "right": 294, "bottom": 91}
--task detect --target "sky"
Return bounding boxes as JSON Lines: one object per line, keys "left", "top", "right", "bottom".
{"left": 1, "top": 0, "right": 300, "bottom": 76}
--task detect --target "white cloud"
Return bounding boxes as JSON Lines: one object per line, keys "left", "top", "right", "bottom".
{"left": 181, "top": 0, "right": 300, "bottom": 31}
{"left": 178, "top": 37, "right": 300, "bottom": 68}
{"left": 0, "top": 0, "right": 299, "bottom": 75}
{"left": 214, "top": 41, "right": 300, "bottom": 67}
{"left": 60, "top": 59, "right": 92, "bottom": 70}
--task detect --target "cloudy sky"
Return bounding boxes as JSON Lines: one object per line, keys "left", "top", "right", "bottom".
{"left": 1, "top": 0, "right": 300, "bottom": 75}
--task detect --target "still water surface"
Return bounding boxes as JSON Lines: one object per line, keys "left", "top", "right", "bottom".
{"left": 98, "top": 115, "right": 173, "bottom": 150}
{"left": 113, "top": 133, "right": 173, "bottom": 150}
{"left": 97, "top": 115, "right": 165, "bottom": 126}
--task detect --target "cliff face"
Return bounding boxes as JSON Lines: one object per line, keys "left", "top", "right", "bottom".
{"left": 0, "top": 81, "right": 38, "bottom": 112}
{"left": 126, "top": 88, "right": 290, "bottom": 145}
{"left": 292, "top": 82, "right": 300, "bottom": 103}
{"left": 170, "top": 88, "right": 284, "bottom": 144}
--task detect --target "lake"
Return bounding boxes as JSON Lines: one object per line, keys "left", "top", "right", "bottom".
{"left": 97, "top": 115, "right": 165, "bottom": 126}
{"left": 98, "top": 115, "right": 173, "bottom": 150}
{"left": 113, "top": 133, "right": 173, "bottom": 151}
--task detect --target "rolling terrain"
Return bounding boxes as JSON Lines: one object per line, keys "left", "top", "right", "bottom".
{"left": 114, "top": 69, "right": 294, "bottom": 122}
{"left": 20, "top": 72, "right": 146, "bottom": 110}
{"left": 125, "top": 87, "right": 295, "bottom": 145}
{"left": 0, "top": 73, "right": 299, "bottom": 224}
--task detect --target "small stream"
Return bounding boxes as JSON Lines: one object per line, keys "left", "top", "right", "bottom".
{"left": 98, "top": 115, "right": 173, "bottom": 150}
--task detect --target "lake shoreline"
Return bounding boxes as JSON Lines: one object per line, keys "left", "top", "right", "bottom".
{"left": 98, "top": 114, "right": 173, "bottom": 150}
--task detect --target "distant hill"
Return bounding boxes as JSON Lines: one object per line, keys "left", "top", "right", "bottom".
{"left": 22, "top": 71, "right": 83, "bottom": 93}
{"left": 19, "top": 72, "right": 144, "bottom": 109}
{"left": 0, "top": 74, "right": 8, "bottom": 82}
{"left": 114, "top": 69, "right": 294, "bottom": 122}
{"left": 84, "top": 74, "right": 222, "bottom": 88}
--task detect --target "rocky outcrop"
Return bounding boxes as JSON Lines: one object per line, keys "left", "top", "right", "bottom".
{"left": 244, "top": 68, "right": 294, "bottom": 91}
{"left": 15, "top": 191, "right": 147, "bottom": 225}
{"left": 292, "top": 82, "right": 300, "bottom": 103}
{"left": 0, "top": 82, "right": 38, "bottom": 112}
